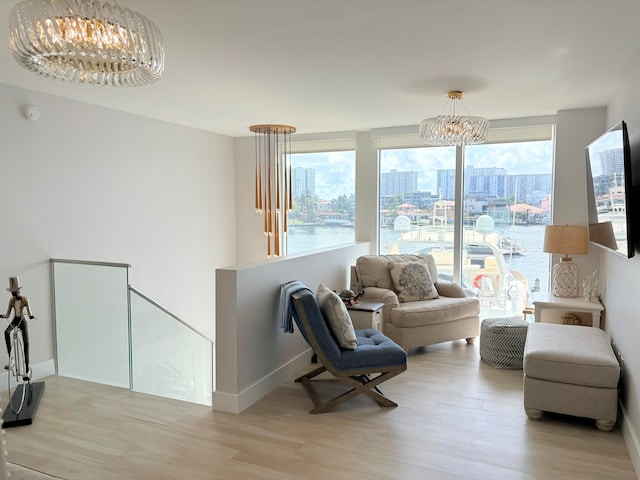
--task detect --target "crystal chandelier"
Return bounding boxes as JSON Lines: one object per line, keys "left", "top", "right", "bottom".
{"left": 419, "top": 91, "right": 489, "bottom": 146}
{"left": 250, "top": 124, "right": 296, "bottom": 258}
{"left": 8, "top": 0, "right": 164, "bottom": 87}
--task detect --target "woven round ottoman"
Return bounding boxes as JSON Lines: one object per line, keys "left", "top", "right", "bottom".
{"left": 480, "top": 317, "right": 529, "bottom": 369}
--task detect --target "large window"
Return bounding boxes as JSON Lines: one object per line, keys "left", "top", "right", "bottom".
{"left": 379, "top": 146, "right": 456, "bottom": 256}
{"left": 286, "top": 150, "right": 356, "bottom": 255}
{"left": 379, "top": 136, "right": 553, "bottom": 319}
{"left": 462, "top": 141, "right": 553, "bottom": 318}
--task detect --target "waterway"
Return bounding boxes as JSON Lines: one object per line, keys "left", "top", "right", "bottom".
{"left": 287, "top": 223, "right": 551, "bottom": 294}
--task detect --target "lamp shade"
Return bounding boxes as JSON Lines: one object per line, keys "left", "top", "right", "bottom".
{"left": 543, "top": 225, "right": 588, "bottom": 255}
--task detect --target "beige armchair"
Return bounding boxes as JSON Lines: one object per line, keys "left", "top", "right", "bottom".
{"left": 351, "top": 253, "right": 480, "bottom": 351}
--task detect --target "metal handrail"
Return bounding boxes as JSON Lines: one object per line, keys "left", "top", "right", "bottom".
{"left": 50, "top": 258, "right": 131, "bottom": 269}
{"left": 128, "top": 286, "right": 215, "bottom": 344}
{"left": 51, "top": 258, "right": 214, "bottom": 344}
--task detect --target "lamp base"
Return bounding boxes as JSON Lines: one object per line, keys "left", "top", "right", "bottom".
{"left": 552, "top": 259, "right": 580, "bottom": 298}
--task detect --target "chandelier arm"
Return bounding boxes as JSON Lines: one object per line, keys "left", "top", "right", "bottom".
{"left": 458, "top": 99, "right": 472, "bottom": 116}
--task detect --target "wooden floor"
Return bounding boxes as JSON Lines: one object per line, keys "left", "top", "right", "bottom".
{"left": 2, "top": 341, "right": 637, "bottom": 480}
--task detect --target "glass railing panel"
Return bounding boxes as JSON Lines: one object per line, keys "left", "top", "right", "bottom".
{"left": 129, "top": 289, "right": 212, "bottom": 406}
{"left": 52, "top": 260, "right": 130, "bottom": 388}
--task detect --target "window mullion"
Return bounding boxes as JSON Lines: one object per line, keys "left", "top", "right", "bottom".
{"left": 453, "top": 146, "right": 465, "bottom": 284}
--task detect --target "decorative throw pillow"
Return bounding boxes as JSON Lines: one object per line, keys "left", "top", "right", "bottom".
{"left": 389, "top": 261, "right": 439, "bottom": 303}
{"left": 316, "top": 284, "right": 358, "bottom": 350}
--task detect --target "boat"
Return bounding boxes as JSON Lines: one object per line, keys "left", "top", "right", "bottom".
{"left": 466, "top": 236, "right": 525, "bottom": 257}
{"left": 393, "top": 226, "right": 526, "bottom": 257}
{"left": 386, "top": 215, "right": 530, "bottom": 318}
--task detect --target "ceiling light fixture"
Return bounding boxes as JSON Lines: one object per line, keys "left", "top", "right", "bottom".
{"left": 8, "top": 0, "right": 164, "bottom": 87}
{"left": 419, "top": 91, "right": 489, "bottom": 146}
{"left": 250, "top": 124, "right": 296, "bottom": 258}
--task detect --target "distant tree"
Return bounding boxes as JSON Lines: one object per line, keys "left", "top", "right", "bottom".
{"left": 293, "top": 190, "right": 317, "bottom": 223}
{"left": 329, "top": 194, "right": 354, "bottom": 218}
{"left": 386, "top": 195, "right": 402, "bottom": 217}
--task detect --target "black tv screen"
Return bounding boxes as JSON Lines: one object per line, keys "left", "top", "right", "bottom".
{"left": 585, "top": 120, "right": 634, "bottom": 258}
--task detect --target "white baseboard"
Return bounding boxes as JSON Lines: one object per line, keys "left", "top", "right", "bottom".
{"left": 0, "top": 358, "right": 55, "bottom": 394}
{"left": 212, "top": 348, "right": 312, "bottom": 414}
{"left": 620, "top": 402, "right": 640, "bottom": 478}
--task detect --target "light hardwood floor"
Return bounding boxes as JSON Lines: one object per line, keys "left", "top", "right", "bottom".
{"left": 2, "top": 341, "right": 637, "bottom": 479}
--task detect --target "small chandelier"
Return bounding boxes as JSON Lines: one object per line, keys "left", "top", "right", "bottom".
{"left": 8, "top": 0, "right": 165, "bottom": 87}
{"left": 250, "top": 124, "right": 296, "bottom": 258}
{"left": 419, "top": 91, "right": 489, "bottom": 146}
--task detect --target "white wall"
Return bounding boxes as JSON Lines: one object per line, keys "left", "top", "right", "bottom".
{"left": 554, "top": 108, "right": 605, "bottom": 283}
{"left": 214, "top": 242, "right": 370, "bottom": 413}
{"left": 0, "top": 83, "right": 236, "bottom": 370}
{"left": 599, "top": 52, "right": 640, "bottom": 472}
{"left": 233, "top": 136, "right": 267, "bottom": 264}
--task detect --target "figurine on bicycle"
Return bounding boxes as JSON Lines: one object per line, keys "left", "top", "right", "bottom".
{"left": 1, "top": 276, "right": 34, "bottom": 380}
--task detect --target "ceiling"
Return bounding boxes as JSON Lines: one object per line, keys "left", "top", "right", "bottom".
{"left": 2, "top": 0, "right": 640, "bottom": 137}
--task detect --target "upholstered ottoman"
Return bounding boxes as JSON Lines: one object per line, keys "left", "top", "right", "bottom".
{"left": 480, "top": 317, "right": 528, "bottom": 369}
{"left": 523, "top": 323, "right": 620, "bottom": 431}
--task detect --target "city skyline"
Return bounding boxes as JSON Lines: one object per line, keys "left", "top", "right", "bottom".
{"left": 291, "top": 140, "right": 553, "bottom": 200}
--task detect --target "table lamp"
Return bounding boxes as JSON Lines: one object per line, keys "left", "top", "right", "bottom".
{"left": 543, "top": 225, "right": 589, "bottom": 298}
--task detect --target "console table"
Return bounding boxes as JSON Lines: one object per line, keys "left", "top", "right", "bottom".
{"left": 532, "top": 292, "right": 604, "bottom": 328}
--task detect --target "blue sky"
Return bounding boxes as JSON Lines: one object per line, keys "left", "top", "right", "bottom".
{"left": 292, "top": 140, "right": 554, "bottom": 200}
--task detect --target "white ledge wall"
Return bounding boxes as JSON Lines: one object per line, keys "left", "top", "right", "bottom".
{"left": 214, "top": 242, "right": 370, "bottom": 413}
{"left": 601, "top": 51, "right": 640, "bottom": 476}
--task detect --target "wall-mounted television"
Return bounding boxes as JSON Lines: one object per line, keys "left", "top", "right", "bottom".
{"left": 585, "top": 120, "right": 634, "bottom": 258}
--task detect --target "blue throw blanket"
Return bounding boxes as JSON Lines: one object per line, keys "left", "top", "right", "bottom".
{"left": 279, "top": 280, "right": 312, "bottom": 333}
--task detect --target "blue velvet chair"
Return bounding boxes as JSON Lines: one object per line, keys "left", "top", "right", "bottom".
{"left": 290, "top": 288, "right": 407, "bottom": 414}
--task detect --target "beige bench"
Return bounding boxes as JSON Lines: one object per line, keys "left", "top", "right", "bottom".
{"left": 523, "top": 323, "right": 620, "bottom": 431}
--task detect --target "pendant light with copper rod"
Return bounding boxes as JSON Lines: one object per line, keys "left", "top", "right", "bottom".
{"left": 250, "top": 124, "right": 296, "bottom": 257}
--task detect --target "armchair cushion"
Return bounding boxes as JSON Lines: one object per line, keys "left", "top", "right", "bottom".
{"left": 389, "top": 261, "right": 439, "bottom": 302}
{"left": 316, "top": 284, "right": 358, "bottom": 350}
{"left": 433, "top": 280, "right": 466, "bottom": 298}
{"left": 390, "top": 296, "right": 480, "bottom": 328}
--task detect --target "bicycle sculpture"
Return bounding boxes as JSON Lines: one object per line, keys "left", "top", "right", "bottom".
{"left": 1, "top": 276, "right": 37, "bottom": 420}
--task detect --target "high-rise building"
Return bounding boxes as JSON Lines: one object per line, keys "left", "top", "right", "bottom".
{"left": 506, "top": 173, "right": 553, "bottom": 203}
{"left": 380, "top": 169, "right": 418, "bottom": 196}
{"left": 465, "top": 167, "right": 508, "bottom": 198}
{"left": 437, "top": 166, "right": 551, "bottom": 203}
{"left": 292, "top": 167, "right": 316, "bottom": 198}
{"left": 599, "top": 148, "right": 624, "bottom": 176}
